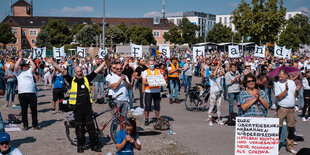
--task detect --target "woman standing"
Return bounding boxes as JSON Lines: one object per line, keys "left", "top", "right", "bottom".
{"left": 239, "top": 74, "right": 269, "bottom": 117}
{"left": 43, "top": 66, "right": 52, "bottom": 90}
{"left": 4, "top": 64, "right": 17, "bottom": 107}
{"left": 302, "top": 70, "right": 310, "bottom": 121}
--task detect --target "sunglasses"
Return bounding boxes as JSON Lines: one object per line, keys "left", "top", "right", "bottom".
{"left": 247, "top": 80, "right": 256, "bottom": 83}
{"left": 116, "top": 68, "right": 122, "bottom": 70}
{"left": 0, "top": 141, "right": 9, "bottom": 145}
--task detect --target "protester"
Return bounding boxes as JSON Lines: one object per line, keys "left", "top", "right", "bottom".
{"left": 43, "top": 65, "right": 52, "bottom": 90}
{"left": 0, "top": 132, "right": 23, "bottom": 155}
{"left": 291, "top": 61, "right": 303, "bottom": 112}
{"left": 168, "top": 57, "right": 181, "bottom": 104}
{"left": 134, "top": 59, "right": 148, "bottom": 108}
{"left": 116, "top": 118, "right": 141, "bottom": 155}
{"left": 302, "top": 70, "right": 310, "bottom": 121}
{"left": 122, "top": 58, "right": 135, "bottom": 109}
{"left": 142, "top": 60, "right": 162, "bottom": 126}
{"left": 48, "top": 57, "right": 106, "bottom": 153}
{"left": 50, "top": 67, "right": 65, "bottom": 114}
{"left": 92, "top": 59, "right": 105, "bottom": 103}
{"left": 225, "top": 63, "right": 241, "bottom": 115}
{"left": 4, "top": 64, "right": 17, "bottom": 107}
{"left": 275, "top": 69, "right": 298, "bottom": 154}
{"left": 14, "top": 52, "right": 41, "bottom": 131}
{"left": 183, "top": 58, "right": 193, "bottom": 92}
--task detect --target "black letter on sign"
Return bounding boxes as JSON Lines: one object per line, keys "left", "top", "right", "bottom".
{"left": 56, "top": 49, "right": 61, "bottom": 57}
{"left": 195, "top": 49, "right": 201, "bottom": 57}
{"left": 161, "top": 49, "right": 167, "bottom": 56}
{"left": 34, "top": 49, "right": 42, "bottom": 57}
{"left": 256, "top": 47, "right": 263, "bottom": 54}
{"left": 78, "top": 49, "right": 84, "bottom": 57}
{"left": 101, "top": 50, "right": 106, "bottom": 57}
{"left": 231, "top": 48, "right": 238, "bottom": 55}
{"left": 276, "top": 48, "right": 283, "bottom": 56}
{"left": 133, "top": 47, "right": 139, "bottom": 57}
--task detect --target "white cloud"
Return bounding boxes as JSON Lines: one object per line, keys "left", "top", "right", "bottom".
{"left": 61, "top": 6, "right": 94, "bottom": 13}
{"left": 228, "top": 2, "right": 239, "bottom": 7}
{"left": 143, "top": 11, "right": 183, "bottom": 17}
{"left": 297, "top": 7, "right": 310, "bottom": 14}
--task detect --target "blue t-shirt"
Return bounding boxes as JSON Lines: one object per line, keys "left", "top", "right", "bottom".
{"left": 116, "top": 129, "right": 139, "bottom": 155}
{"left": 206, "top": 69, "right": 212, "bottom": 85}
{"left": 179, "top": 62, "right": 184, "bottom": 68}
{"left": 52, "top": 73, "right": 64, "bottom": 89}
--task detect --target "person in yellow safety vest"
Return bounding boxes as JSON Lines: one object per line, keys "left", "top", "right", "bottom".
{"left": 47, "top": 57, "right": 106, "bottom": 153}
{"left": 142, "top": 60, "right": 162, "bottom": 126}
{"left": 168, "top": 57, "right": 181, "bottom": 104}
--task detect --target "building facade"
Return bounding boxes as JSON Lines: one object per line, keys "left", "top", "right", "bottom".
{"left": 1, "top": 0, "right": 174, "bottom": 50}
{"left": 216, "top": 11, "right": 309, "bottom": 32}
{"left": 167, "top": 11, "right": 216, "bottom": 41}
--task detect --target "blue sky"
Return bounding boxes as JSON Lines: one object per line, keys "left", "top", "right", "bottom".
{"left": 0, "top": 0, "right": 309, "bottom": 22}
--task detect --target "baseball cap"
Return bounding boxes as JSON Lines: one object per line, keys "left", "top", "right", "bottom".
{"left": 0, "top": 132, "right": 10, "bottom": 143}
{"left": 20, "top": 60, "right": 28, "bottom": 66}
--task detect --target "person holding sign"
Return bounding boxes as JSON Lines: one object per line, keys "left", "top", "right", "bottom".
{"left": 142, "top": 60, "right": 162, "bottom": 126}
{"left": 168, "top": 57, "right": 181, "bottom": 104}
{"left": 274, "top": 69, "right": 298, "bottom": 154}
{"left": 239, "top": 74, "right": 269, "bottom": 117}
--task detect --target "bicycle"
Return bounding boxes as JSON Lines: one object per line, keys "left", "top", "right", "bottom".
{"left": 64, "top": 93, "right": 125, "bottom": 146}
{"left": 184, "top": 83, "right": 209, "bottom": 111}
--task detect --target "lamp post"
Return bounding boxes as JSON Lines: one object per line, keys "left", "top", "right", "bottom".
{"left": 102, "top": 0, "right": 105, "bottom": 50}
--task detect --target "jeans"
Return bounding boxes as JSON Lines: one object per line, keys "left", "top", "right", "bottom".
{"left": 0, "top": 112, "right": 4, "bottom": 133}
{"left": 228, "top": 93, "right": 240, "bottom": 114}
{"left": 223, "top": 79, "right": 228, "bottom": 100}
{"left": 169, "top": 79, "right": 179, "bottom": 99}
{"left": 298, "top": 88, "right": 304, "bottom": 109}
{"left": 137, "top": 83, "right": 144, "bottom": 108}
{"left": 6, "top": 81, "right": 17, "bottom": 102}
{"left": 67, "top": 66, "right": 73, "bottom": 77}
{"left": 184, "top": 75, "right": 192, "bottom": 92}
{"left": 128, "top": 88, "right": 133, "bottom": 109}
{"left": 93, "top": 81, "right": 104, "bottom": 101}
{"left": 19, "top": 93, "right": 38, "bottom": 127}
{"left": 264, "top": 87, "right": 273, "bottom": 107}
{"left": 181, "top": 73, "right": 185, "bottom": 87}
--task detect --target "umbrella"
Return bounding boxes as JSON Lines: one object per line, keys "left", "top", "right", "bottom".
{"left": 245, "top": 56, "right": 251, "bottom": 61}
{"left": 268, "top": 66, "right": 301, "bottom": 78}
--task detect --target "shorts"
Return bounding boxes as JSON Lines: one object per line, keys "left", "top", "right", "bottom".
{"left": 144, "top": 93, "right": 161, "bottom": 112}
{"left": 53, "top": 88, "right": 64, "bottom": 102}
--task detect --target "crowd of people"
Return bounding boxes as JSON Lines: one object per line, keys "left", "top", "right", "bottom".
{"left": 0, "top": 50, "right": 309, "bottom": 154}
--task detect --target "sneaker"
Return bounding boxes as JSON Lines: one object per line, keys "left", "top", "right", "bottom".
{"left": 144, "top": 121, "right": 150, "bottom": 126}
{"left": 295, "top": 106, "right": 299, "bottom": 112}
{"left": 271, "top": 104, "right": 277, "bottom": 110}
{"left": 308, "top": 117, "right": 310, "bottom": 121}
{"left": 302, "top": 117, "right": 307, "bottom": 122}
{"left": 22, "top": 126, "right": 29, "bottom": 131}
{"left": 297, "top": 109, "right": 302, "bottom": 113}
{"left": 33, "top": 126, "right": 42, "bottom": 130}
{"left": 2, "top": 104, "right": 8, "bottom": 108}
{"left": 209, "top": 121, "right": 213, "bottom": 126}
{"left": 217, "top": 120, "right": 224, "bottom": 125}
{"left": 287, "top": 149, "right": 297, "bottom": 154}
{"left": 293, "top": 141, "right": 298, "bottom": 145}
{"left": 52, "top": 110, "right": 56, "bottom": 114}
{"left": 204, "top": 118, "right": 209, "bottom": 122}
{"left": 11, "top": 104, "right": 17, "bottom": 107}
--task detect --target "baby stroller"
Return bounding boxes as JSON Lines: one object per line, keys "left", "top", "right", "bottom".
{"left": 184, "top": 84, "right": 209, "bottom": 111}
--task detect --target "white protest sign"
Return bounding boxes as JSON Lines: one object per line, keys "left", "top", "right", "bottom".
{"left": 254, "top": 45, "right": 265, "bottom": 58}
{"left": 33, "top": 47, "right": 46, "bottom": 58}
{"left": 77, "top": 47, "right": 86, "bottom": 58}
{"left": 193, "top": 46, "right": 205, "bottom": 60}
{"left": 53, "top": 46, "right": 65, "bottom": 59}
{"left": 284, "top": 48, "right": 292, "bottom": 59}
{"left": 98, "top": 48, "right": 107, "bottom": 59}
{"left": 131, "top": 44, "right": 142, "bottom": 58}
{"left": 235, "top": 117, "right": 279, "bottom": 155}
{"left": 159, "top": 45, "right": 170, "bottom": 58}
{"left": 274, "top": 45, "right": 286, "bottom": 58}
{"left": 146, "top": 74, "right": 167, "bottom": 87}
{"left": 229, "top": 45, "right": 240, "bottom": 58}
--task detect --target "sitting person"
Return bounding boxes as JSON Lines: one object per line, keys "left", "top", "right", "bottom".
{"left": 239, "top": 74, "right": 269, "bottom": 117}
{"left": 116, "top": 118, "right": 141, "bottom": 155}
{"left": 0, "top": 132, "right": 23, "bottom": 155}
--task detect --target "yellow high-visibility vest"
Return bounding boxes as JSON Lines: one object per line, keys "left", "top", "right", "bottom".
{"left": 69, "top": 77, "right": 92, "bottom": 105}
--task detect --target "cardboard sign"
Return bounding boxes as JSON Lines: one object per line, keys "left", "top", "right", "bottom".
{"left": 235, "top": 117, "right": 279, "bottom": 155}
{"left": 229, "top": 45, "right": 240, "bottom": 58}
{"left": 159, "top": 45, "right": 170, "bottom": 58}
{"left": 98, "top": 48, "right": 107, "bottom": 58}
{"left": 77, "top": 47, "right": 86, "bottom": 58}
{"left": 33, "top": 47, "right": 46, "bottom": 58}
{"left": 193, "top": 46, "right": 205, "bottom": 60}
{"left": 131, "top": 44, "right": 142, "bottom": 58}
{"left": 53, "top": 46, "right": 65, "bottom": 59}
{"left": 146, "top": 74, "right": 166, "bottom": 87}
{"left": 284, "top": 48, "right": 292, "bottom": 59}
{"left": 254, "top": 45, "right": 265, "bottom": 58}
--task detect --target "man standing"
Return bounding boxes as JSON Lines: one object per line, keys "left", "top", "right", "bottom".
{"left": 51, "top": 67, "right": 65, "bottom": 114}
{"left": 122, "top": 58, "right": 135, "bottom": 109}
{"left": 142, "top": 60, "right": 162, "bottom": 126}
{"left": 48, "top": 57, "right": 105, "bottom": 153}
{"left": 14, "top": 52, "right": 40, "bottom": 131}
{"left": 274, "top": 69, "right": 299, "bottom": 154}
{"left": 183, "top": 58, "right": 193, "bottom": 93}
{"left": 92, "top": 59, "right": 105, "bottom": 103}
{"left": 168, "top": 57, "right": 181, "bottom": 104}
{"left": 225, "top": 63, "right": 241, "bottom": 115}
{"left": 135, "top": 59, "right": 148, "bottom": 108}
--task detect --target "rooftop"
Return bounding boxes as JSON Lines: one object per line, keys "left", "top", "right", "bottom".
{"left": 12, "top": 0, "right": 32, "bottom": 7}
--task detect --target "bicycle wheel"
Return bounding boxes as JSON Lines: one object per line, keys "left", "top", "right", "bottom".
{"left": 64, "top": 121, "right": 78, "bottom": 146}
{"left": 184, "top": 93, "right": 197, "bottom": 111}
{"left": 110, "top": 117, "right": 123, "bottom": 143}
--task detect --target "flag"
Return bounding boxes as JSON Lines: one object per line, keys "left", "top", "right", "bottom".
{"left": 186, "top": 49, "right": 191, "bottom": 58}
{"left": 155, "top": 50, "right": 162, "bottom": 56}
{"left": 151, "top": 48, "right": 156, "bottom": 56}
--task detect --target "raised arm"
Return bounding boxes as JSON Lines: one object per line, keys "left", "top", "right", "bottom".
{"left": 47, "top": 57, "right": 66, "bottom": 75}
{"left": 14, "top": 51, "right": 23, "bottom": 73}
{"left": 94, "top": 62, "right": 106, "bottom": 74}
{"left": 28, "top": 53, "right": 36, "bottom": 73}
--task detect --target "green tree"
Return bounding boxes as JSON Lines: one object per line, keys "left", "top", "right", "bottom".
{"left": 279, "top": 22, "right": 301, "bottom": 51}
{"left": 178, "top": 18, "right": 199, "bottom": 46}
{"left": 206, "top": 23, "right": 234, "bottom": 43}
{"left": 129, "top": 25, "right": 156, "bottom": 45}
{"left": 0, "top": 23, "right": 16, "bottom": 48}
{"left": 163, "top": 26, "right": 183, "bottom": 44}
{"left": 36, "top": 29, "right": 51, "bottom": 48}
{"left": 42, "top": 19, "right": 72, "bottom": 46}
{"left": 117, "top": 22, "right": 130, "bottom": 44}
{"left": 76, "top": 25, "right": 100, "bottom": 47}
{"left": 71, "top": 24, "right": 85, "bottom": 35}
{"left": 288, "top": 14, "right": 310, "bottom": 45}
{"left": 232, "top": 0, "right": 286, "bottom": 44}
{"left": 106, "top": 25, "right": 126, "bottom": 46}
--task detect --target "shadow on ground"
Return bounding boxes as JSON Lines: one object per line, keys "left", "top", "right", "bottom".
{"left": 11, "top": 137, "right": 36, "bottom": 148}
{"left": 38, "top": 119, "right": 63, "bottom": 128}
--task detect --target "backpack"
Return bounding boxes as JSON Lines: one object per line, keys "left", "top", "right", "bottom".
{"left": 225, "top": 113, "right": 237, "bottom": 126}
{"left": 8, "top": 114, "right": 22, "bottom": 124}
{"left": 154, "top": 117, "right": 170, "bottom": 130}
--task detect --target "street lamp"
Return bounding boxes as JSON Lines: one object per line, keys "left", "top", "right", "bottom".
{"left": 102, "top": 0, "right": 105, "bottom": 50}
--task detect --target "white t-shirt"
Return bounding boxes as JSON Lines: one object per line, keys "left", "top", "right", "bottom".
{"left": 108, "top": 73, "right": 129, "bottom": 101}
{"left": 274, "top": 79, "right": 296, "bottom": 108}
{"left": 304, "top": 60, "right": 310, "bottom": 70}
{"left": 0, "top": 147, "right": 23, "bottom": 155}
{"left": 210, "top": 76, "right": 221, "bottom": 93}
{"left": 106, "top": 73, "right": 113, "bottom": 95}
{"left": 142, "top": 70, "right": 161, "bottom": 93}
{"left": 249, "top": 62, "right": 256, "bottom": 71}
{"left": 15, "top": 68, "right": 36, "bottom": 94}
